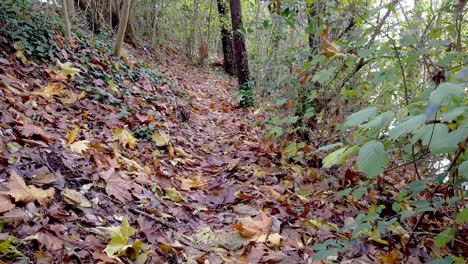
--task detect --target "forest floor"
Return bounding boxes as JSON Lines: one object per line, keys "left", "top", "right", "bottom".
{"left": 1, "top": 18, "right": 464, "bottom": 263}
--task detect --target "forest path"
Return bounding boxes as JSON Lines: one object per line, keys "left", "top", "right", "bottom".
{"left": 147, "top": 52, "right": 296, "bottom": 262}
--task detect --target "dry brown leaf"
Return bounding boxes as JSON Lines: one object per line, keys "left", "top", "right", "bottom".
{"left": 320, "top": 28, "right": 342, "bottom": 59}
{"left": 26, "top": 230, "right": 63, "bottom": 251}
{"left": 112, "top": 127, "right": 137, "bottom": 149}
{"left": 32, "top": 83, "right": 63, "bottom": 97}
{"left": 69, "top": 140, "right": 90, "bottom": 154}
{"left": 0, "top": 194, "right": 15, "bottom": 213}
{"left": 62, "top": 188, "right": 92, "bottom": 208}
{"left": 152, "top": 131, "right": 170, "bottom": 147}
{"left": 233, "top": 211, "right": 273, "bottom": 242}
{"left": 99, "top": 168, "right": 132, "bottom": 203}
{"left": 31, "top": 173, "right": 56, "bottom": 184}
{"left": 1, "top": 170, "right": 55, "bottom": 205}
{"left": 17, "top": 124, "right": 55, "bottom": 143}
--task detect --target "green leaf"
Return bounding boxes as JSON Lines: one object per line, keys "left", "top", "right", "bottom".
{"left": 356, "top": 140, "right": 389, "bottom": 178}
{"left": 441, "top": 107, "right": 467, "bottom": 122}
{"left": 408, "top": 180, "right": 427, "bottom": 197}
{"left": 455, "top": 208, "right": 468, "bottom": 224}
{"left": 101, "top": 216, "right": 135, "bottom": 257}
{"left": 429, "top": 83, "right": 464, "bottom": 106}
{"left": 344, "top": 107, "right": 377, "bottom": 128}
{"left": 459, "top": 161, "right": 468, "bottom": 177}
{"left": 435, "top": 228, "right": 454, "bottom": 248}
{"left": 361, "top": 111, "right": 394, "bottom": 135}
{"left": 323, "top": 147, "right": 347, "bottom": 168}
{"left": 388, "top": 114, "right": 425, "bottom": 140}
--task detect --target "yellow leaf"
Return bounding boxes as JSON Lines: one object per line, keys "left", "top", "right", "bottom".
{"left": 99, "top": 216, "right": 136, "bottom": 257}
{"left": 1, "top": 170, "right": 54, "bottom": 205}
{"left": 56, "top": 60, "right": 80, "bottom": 78}
{"left": 113, "top": 127, "right": 138, "bottom": 149}
{"left": 69, "top": 140, "right": 90, "bottom": 154}
{"left": 33, "top": 83, "right": 64, "bottom": 97}
{"left": 62, "top": 188, "right": 92, "bottom": 208}
{"left": 60, "top": 90, "right": 85, "bottom": 104}
{"left": 164, "top": 188, "right": 184, "bottom": 203}
{"left": 66, "top": 126, "right": 80, "bottom": 144}
{"left": 180, "top": 177, "right": 207, "bottom": 191}
{"left": 267, "top": 233, "right": 282, "bottom": 247}
{"left": 152, "top": 131, "right": 170, "bottom": 147}
{"left": 109, "top": 79, "right": 119, "bottom": 93}
{"left": 380, "top": 250, "right": 398, "bottom": 264}
{"left": 369, "top": 229, "right": 389, "bottom": 245}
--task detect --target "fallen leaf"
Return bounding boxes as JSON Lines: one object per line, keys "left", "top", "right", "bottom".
{"left": 60, "top": 90, "right": 85, "bottom": 104}
{"left": 99, "top": 216, "right": 135, "bottom": 257}
{"left": 31, "top": 173, "right": 56, "bottom": 184}
{"left": 62, "top": 188, "right": 92, "bottom": 208}
{"left": 233, "top": 211, "right": 273, "bottom": 242}
{"left": 180, "top": 178, "right": 207, "bottom": 191}
{"left": 17, "top": 124, "right": 55, "bottom": 143}
{"left": 32, "top": 83, "right": 64, "bottom": 97}
{"left": 380, "top": 250, "right": 398, "bottom": 264}
{"left": 164, "top": 188, "right": 183, "bottom": 203}
{"left": 0, "top": 195, "right": 15, "bottom": 213}
{"left": 56, "top": 60, "right": 80, "bottom": 78}
{"left": 113, "top": 127, "right": 138, "bottom": 149}
{"left": 65, "top": 126, "right": 80, "bottom": 144}
{"left": 152, "top": 131, "right": 170, "bottom": 147}
{"left": 26, "top": 230, "right": 63, "bottom": 251}
{"left": 69, "top": 140, "right": 90, "bottom": 154}
{"left": 1, "top": 170, "right": 55, "bottom": 205}
{"left": 99, "top": 168, "right": 132, "bottom": 203}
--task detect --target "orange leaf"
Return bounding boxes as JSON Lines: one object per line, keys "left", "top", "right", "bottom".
{"left": 380, "top": 250, "right": 398, "bottom": 264}
{"left": 234, "top": 211, "right": 273, "bottom": 242}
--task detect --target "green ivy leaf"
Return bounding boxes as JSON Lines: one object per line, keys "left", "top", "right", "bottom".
{"left": 435, "top": 228, "right": 454, "bottom": 248}
{"left": 455, "top": 208, "right": 468, "bottom": 224}
{"left": 344, "top": 107, "right": 377, "bottom": 128}
{"left": 323, "top": 147, "right": 347, "bottom": 168}
{"left": 356, "top": 140, "right": 389, "bottom": 178}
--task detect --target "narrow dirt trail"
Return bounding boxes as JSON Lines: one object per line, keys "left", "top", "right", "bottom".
{"left": 149, "top": 53, "right": 302, "bottom": 262}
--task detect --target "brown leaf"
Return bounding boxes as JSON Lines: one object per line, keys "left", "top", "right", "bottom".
{"left": 233, "top": 211, "right": 273, "bottom": 242}
{"left": 17, "top": 124, "right": 55, "bottom": 143}
{"left": 1, "top": 170, "right": 55, "bottom": 205}
{"left": 0, "top": 194, "right": 15, "bottom": 213}
{"left": 320, "top": 28, "right": 342, "bottom": 59}
{"left": 26, "top": 230, "right": 63, "bottom": 251}
{"left": 99, "top": 168, "right": 132, "bottom": 203}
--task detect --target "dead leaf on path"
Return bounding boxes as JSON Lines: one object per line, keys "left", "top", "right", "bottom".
{"left": 233, "top": 211, "right": 273, "bottom": 242}
{"left": 60, "top": 90, "right": 85, "bottom": 104}
{"left": 112, "top": 127, "right": 138, "bottom": 149}
{"left": 99, "top": 168, "right": 132, "bottom": 203}
{"left": 62, "top": 188, "right": 92, "bottom": 208}
{"left": 174, "top": 146, "right": 192, "bottom": 158}
{"left": 152, "top": 131, "right": 170, "bottom": 147}
{"left": 32, "top": 83, "right": 64, "bottom": 97}
{"left": 1, "top": 170, "right": 55, "bottom": 205}
{"left": 26, "top": 230, "right": 63, "bottom": 251}
{"left": 180, "top": 177, "right": 207, "bottom": 191}
{"left": 56, "top": 60, "right": 80, "bottom": 78}
{"left": 17, "top": 124, "right": 55, "bottom": 143}
{"left": 65, "top": 126, "right": 80, "bottom": 144}
{"left": 0, "top": 194, "right": 15, "bottom": 213}
{"left": 164, "top": 188, "right": 183, "bottom": 203}
{"left": 31, "top": 173, "right": 56, "bottom": 184}
{"left": 69, "top": 140, "right": 90, "bottom": 154}
{"left": 380, "top": 250, "right": 398, "bottom": 264}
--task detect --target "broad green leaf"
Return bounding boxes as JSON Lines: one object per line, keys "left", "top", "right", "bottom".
{"left": 344, "top": 107, "right": 377, "bottom": 128}
{"left": 317, "top": 143, "right": 343, "bottom": 152}
{"left": 408, "top": 180, "right": 427, "bottom": 197}
{"left": 435, "top": 228, "right": 454, "bottom": 248}
{"left": 356, "top": 140, "right": 388, "bottom": 178}
{"left": 459, "top": 161, "right": 468, "bottom": 177}
{"left": 361, "top": 111, "right": 394, "bottom": 134}
{"left": 455, "top": 208, "right": 468, "bottom": 224}
{"left": 388, "top": 114, "right": 425, "bottom": 140}
{"left": 441, "top": 107, "right": 467, "bottom": 122}
{"left": 429, "top": 83, "right": 463, "bottom": 106}
{"left": 323, "top": 147, "right": 347, "bottom": 168}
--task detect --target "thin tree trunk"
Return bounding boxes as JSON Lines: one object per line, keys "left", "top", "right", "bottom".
{"left": 217, "top": 0, "right": 236, "bottom": 75}
{"left": 66, "top": 0, "right": 75, "bottom": 18}
{"left": 114, "top": 0, "right": 132, "bottom": 57}
{"left": 61, "top": 0, "right": 72, "bottom": 42}
{"left": 230, "top": 0, "right": 252, "bottom": 106}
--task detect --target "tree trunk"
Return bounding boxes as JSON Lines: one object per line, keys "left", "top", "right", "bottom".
{"left": 230, "top": 0, "right": 252, "bottom": 107}
{"left": 114, "top": 0, "right": 132, "bottom": 57}
{"left": 216, "top": 0, "right": 236, "bottom": 76}
{"left": 61, "top": 0, "right": 72, "bottom": 42}
{"left": 66, "top": 0, "right": 75, "bottom": 17}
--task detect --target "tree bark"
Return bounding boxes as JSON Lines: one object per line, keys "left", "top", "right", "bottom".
{"left": 216, "top": 0, "right": 236, "bottom": 75}
{"left": 114, "top": 0, "right": 132, "bottom": 57}
{"left": 61, "top": 0, "right": 72, "bottom": 42}
{"left": 66, "top": 0, "right": 75, "bottom": 17}
{"left": 229, "top": 0, "right": 252, "bottom": 106}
